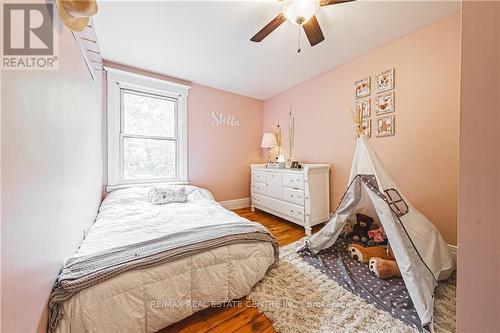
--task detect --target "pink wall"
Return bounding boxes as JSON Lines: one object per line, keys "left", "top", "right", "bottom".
{"left": 263, "top": 14, "right": 460, "bottom": 245}
{"left": 457, "top": 2, "right": 500, "bottom": 332}
{"left": 1, "top": 23, "right": 104, "bottom": 332}
{"left": 188, "top": 84, "right": 263, "bottom": 201}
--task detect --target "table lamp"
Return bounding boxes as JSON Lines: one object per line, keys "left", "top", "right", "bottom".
{"left": 260, "top": 132, "right": 278, "bottom": 164}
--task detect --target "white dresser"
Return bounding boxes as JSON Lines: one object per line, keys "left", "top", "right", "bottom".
{"left": 250, "top": 164, "right": 330, "bottom": 235}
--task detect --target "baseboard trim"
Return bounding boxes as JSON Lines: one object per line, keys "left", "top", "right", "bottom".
{"left": 219, "top": 198, "right": 251, "bottom": 210}
{"left": 448, "top": 244, "right": 457, "bottom": 264}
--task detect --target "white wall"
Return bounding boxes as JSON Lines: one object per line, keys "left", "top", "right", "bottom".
{"left": 1, "top": 27, "right": 104, "bottom": 332}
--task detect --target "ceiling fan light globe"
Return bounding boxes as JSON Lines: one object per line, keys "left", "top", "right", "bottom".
{"left": 282, "top": 0, "right": 320, "bottom": 26}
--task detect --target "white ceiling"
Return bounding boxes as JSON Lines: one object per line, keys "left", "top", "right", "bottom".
{"left": 94, "top": 1, "right": 460, "bottom": 100}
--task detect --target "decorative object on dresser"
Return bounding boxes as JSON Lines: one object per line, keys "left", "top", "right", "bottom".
{"left": 275, "top": 121, "right": 282, "bottom": 149}
{"left": 287, "top": 107, "right": 295, "bottom": 168}
{"left": 276, "top": 154, "right": 286, "bottom": 169}
{"left": 251, "top": 164, "right": 330, "bottom": 236}
{"left": 260, "top": 132, "right": 279, "bottom": 165}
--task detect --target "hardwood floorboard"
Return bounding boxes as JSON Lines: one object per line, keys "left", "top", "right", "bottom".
{"left": 157, "top": 207, "right": 324, "bottom": 333}
{"left": 160, "top": 299, "right": 248, "bottom": 333}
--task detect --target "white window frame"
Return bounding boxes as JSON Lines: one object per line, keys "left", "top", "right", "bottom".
{"left": 105, "top": 67, "right": 190, "bottom": 191}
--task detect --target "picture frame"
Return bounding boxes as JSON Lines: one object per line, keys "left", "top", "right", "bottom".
{"left": 362, "top": 119, "right": 371, "bottom": 138}
{"left": 375, "top": 68, "right": 395, "bottom": 93}
{"left": 354, "top": 98, "right": 371, "bottom": 118}
{"left": 354, "top": 77, "right": 371, "bottom": 99}
{"left": 376, "top": 115, "right": 395, "bottom": 137}
{"left": 375, "top": 91, "right": 395, "bottom": 115}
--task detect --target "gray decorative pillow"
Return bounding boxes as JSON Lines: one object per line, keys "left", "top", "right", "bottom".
{"left": 148, "top": 186, "right": 187, "bottom": 205}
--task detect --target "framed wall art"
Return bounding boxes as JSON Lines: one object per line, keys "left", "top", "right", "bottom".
{"left": 354, "top": 77, "right": 371, "bottom": 99}
{"left": 362, "top": 119, "right": 371, "bottom": 137}
{"left": 375, "top": 68, "right": 395, "bottom": 93}
{"left": 376, "top": 115, "right": 395, "bottom": 137}
{"left": 355, "top": 98, "right": 371, "bottom": 118}
{"left": 375, "top": 91, "right": 395, "bottom": 115}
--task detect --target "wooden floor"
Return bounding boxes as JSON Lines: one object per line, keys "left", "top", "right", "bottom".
{"left": 158, "top": 208, "right": 323, "bottom": 333}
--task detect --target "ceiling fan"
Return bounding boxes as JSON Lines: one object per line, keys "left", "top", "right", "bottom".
{"left": 251, "top": 0, "right": 354, "bottom": 51}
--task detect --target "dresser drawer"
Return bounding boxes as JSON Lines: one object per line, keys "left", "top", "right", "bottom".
{"left": 287, "top": 204, "right": 305, "bottom": 221}
{"left": 252, "top": 170, "right": 267, "bottom": 184}
{"left": 283, "top": 173, "right": 304, "bottom": 190}
{"left": 283, "top": 187, "right": 304, "bottom": 206}
{"left": 278, "top": 200, "right": 304, "bottom": 222}
{"left": 266, "top": 172, "right": 283, "bottom": 199}
{"left": 251, "top": 194, "right": 265, "bottom": 206}
{"left": 252, "top": 194, "right": 304, "bottom": 223}
{"left": 251, "top": 182, "right": 266, "bottom": 195}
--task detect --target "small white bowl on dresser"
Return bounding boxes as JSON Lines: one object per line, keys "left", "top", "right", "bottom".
{"left": 250, "top": 164, "right": 331, "bottom": 235}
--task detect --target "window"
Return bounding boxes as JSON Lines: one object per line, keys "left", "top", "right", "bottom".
{"left": 121, "top": 90, "right": 177, "bottom": 180}
{"left": 384, "top": 188, "right": 409, "bottom": 217}
{"left": 106, "top": 68, "right": 189, "bottom": 190}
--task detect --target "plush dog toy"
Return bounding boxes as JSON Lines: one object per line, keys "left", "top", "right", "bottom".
{"left": 369, "top": 257, "right": 401, "bottom": 279}
{"left": 352, "top": 214, "right": 374, "bottom": 243}
{"left": 347, "top": 244, "right": 394, "bottom": 264}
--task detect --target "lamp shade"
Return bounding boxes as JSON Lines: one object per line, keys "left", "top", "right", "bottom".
{"left": 282, "top": 0, "right": 320, "bottom": 26}
{"left": 261, "top": 132, "right": 278, "bottom": 148}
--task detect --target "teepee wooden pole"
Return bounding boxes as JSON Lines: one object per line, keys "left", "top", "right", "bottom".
{"left": 351, "top": 106, "right": 363, "bottom": 138}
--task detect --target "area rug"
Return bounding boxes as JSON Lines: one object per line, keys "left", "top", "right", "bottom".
{"left": 248, "top": 240, "right": 456, "bottom": 333}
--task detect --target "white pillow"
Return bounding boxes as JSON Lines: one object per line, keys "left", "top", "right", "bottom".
{"left": 148, "top": 186, "right": 187, "bottom": 205}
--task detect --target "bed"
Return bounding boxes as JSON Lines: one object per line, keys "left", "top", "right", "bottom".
{"left": 50, "top": 185, "right": 278, "bottom": 333}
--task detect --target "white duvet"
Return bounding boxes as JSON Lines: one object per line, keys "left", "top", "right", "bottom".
{"left": 57, "top": 186, "right": 275, "bottom": 333}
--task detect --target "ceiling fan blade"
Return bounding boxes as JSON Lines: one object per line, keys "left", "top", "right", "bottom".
{"left": 303, "top": 15, "right": 325, "bottom": 46}
{"left": 320, "top": 0, "right": 355, "bottom": 6}
{"left": 251, "top": 13, "right": 286, "bottom": 42}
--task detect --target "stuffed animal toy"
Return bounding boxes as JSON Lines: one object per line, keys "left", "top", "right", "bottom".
{"left": 369, "top": 257, "right": 401, "bottom": 279}
{"left": 341, "top": 219, "right": 354, "bottom": 237}
{"left": 347, "top": 244, "right": 394, "bottom": 264}
{"left": 368, "top": 226, "right": 387, "bottom": 244}
{"left": 352, "top": 213, "right": 374, "bottom": 243}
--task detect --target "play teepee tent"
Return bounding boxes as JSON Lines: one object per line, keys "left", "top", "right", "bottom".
{"left": 300, "top": 136, "right": 455, "bottom": 330}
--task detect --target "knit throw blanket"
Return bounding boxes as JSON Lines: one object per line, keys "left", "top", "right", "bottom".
{"left": 48, "top": 222, "right": 278, "bottom": 332}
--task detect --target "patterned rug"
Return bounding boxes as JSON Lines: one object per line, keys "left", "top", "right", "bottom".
{"left": 248, "top": 240, "right": 456, "bottom": 333}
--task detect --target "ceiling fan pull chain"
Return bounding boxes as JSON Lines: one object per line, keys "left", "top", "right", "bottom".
{"left": 297, "top": 26, "right": 302, "bottom": 53}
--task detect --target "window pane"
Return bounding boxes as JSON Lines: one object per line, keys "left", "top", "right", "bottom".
{"left": 122, "top": 91, "right": 175, "bottom": 137}
{"left": 123, "top": 137, "right": 176, "bottom": 180}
